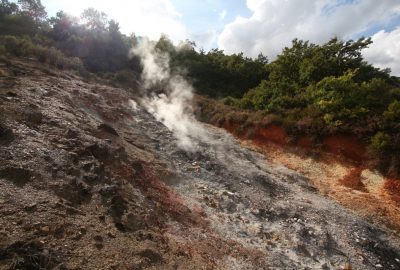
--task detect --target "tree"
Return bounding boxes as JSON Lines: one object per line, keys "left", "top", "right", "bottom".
{"left": 49, "top": 11, "right": 79, "bottom": 41}
{"left": 108, "top": 19, "right": 120, "bottom": 34}
{"left": 256, "top": 53, "right": 268, "bottom": 65}
{"left": 267, "top": 37, "right": 382, "bottom": 87}
{"left": 81, "top": 8, "right": 107, "bottom": 32}
{"left": 17, "top": 0, "right": 47, "bottom": 21}
{"left": 0, "top": 0, "right": 19, "bottom": 16}
{"left": 384, "top": 100, "right": 400, "bottom": 121}
{"left": 0, "top": 0, "right": 37, "bottom": 36}
{"left": 155, "top": 34, "right": 175, "bottom": 55}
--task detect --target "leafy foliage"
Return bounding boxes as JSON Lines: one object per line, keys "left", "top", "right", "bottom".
{"left": 371, "top": 132, "right": 392, "bottom": 151}
{"left": 384, "top": 100, "right": 400, "bottom": 121}
{"left": 220, "top": 38, "right": 400, "bottom": 176}
{"left": 153, "top": 37, "right": 268, "bottom": 98}
{"left": 47, "top": 9, "right": 133, "bottom": 72}
{"left": 17, "top": 0, "right": 47, "bottom": 22}
{"left": 0, "top": 35, "right": 84, "bottom": 71}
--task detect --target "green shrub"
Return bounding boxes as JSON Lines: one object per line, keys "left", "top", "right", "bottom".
{"left": 383, "top": 100, "right": 400, "bottom": 121}
{"left": 114, "top": 69, "right": 134, "bottom": 85}
{"left": 222, "top": 96, "right": 240, "bottom": 107}
{"left": 371, "top": 131, "right": 391, "bottom": 151}
{"left": 34, "top": 45, "right": 84, "bottom": 71}
{"left": 0, "top": 35, "right": 84, "bottom": 72}
{"left": 0, "top": 35, "right": 34, "bottom": 56}
{"left": 390, "top": 88, "right": 400, "bottom": 99}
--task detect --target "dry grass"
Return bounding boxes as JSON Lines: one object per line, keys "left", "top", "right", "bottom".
{"left": 338, "top": 167, "right": 367, "bottom": 192}
{"left": 384, "top": 180, "right": 400, "bottom": 203}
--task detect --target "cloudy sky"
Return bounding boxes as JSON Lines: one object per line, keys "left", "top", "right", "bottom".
{"left": 41, "top": 0, "right": 400, "bottom": 75}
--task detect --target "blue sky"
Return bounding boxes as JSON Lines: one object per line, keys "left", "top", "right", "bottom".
{"left": 171, "top": 0, "right": 251, "bottom": 34}
{"left": 357, "top": 13, "right": 400, "bottom": 37}
{"left": 170, "top": 0, "right": 252, "bottom": 49}
{"left": 39, "top": 0, "right": 400, "bottom": 75}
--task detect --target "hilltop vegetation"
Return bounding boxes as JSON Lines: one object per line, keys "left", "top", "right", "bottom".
{"left": 1, "top": 0, "right": 399, "bottom": 176}
{"left": 0, "top": 0, "right": 267, "bottom": 95}
{"left": 218, "top": 38, "right": 400, "bottom": 177}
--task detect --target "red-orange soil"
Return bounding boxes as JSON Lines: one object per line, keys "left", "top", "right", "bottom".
{"left": 219, "top": 121, "right": 400, "bottom": 231}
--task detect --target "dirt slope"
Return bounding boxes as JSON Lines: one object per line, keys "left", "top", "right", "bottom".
{"left": 241, "top": 141, "right": 400, "bottom": 232}
{"left": 1, "top": 58, "right": 400, "bottom": 269}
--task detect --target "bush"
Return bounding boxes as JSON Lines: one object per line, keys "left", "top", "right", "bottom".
{"left": 222, "top": 96, "right": 240, "bottom": 107}
{"left": 390, "top": 88, "right": 400, "bottom": 99}
{"left": 34, "top": 46, "right": 84, "bottom": 71}
{"left": 0, "top": 36, "right": 84, "bottom": 72}
{"left": 371, "top": 131, "right": 391, "bottom": 151}
{"left": 0, "top": 35, "right": 34, "bottom": 56}
{"left": 383, "top": 100, "right": 400, "bottom": 121}
{"left": 113, "top": 69, "right": 136, "bottom": 86}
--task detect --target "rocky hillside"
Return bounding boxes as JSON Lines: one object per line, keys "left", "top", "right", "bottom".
{"left": 1, "top": 58, "right": 400, "bottom": 269}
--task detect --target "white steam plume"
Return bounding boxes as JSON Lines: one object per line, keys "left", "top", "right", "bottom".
{"left": 131, "top": 38, "right": 208, "bottom": 151}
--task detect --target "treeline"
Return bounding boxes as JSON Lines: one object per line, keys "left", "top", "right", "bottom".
{"left": 0, "top": 0, "right": 267, "bottom": 96}
{"left": 221, "top": 38, "right": 400, "bottom": 177}
{"left": 0, "top": 0, "right": 142, "bottom": 84}
{"left": 1, "top": 0, "right": 400, "bottom": 176}
{"left": 159, "top": 37, "right": 268, "bottom": 98}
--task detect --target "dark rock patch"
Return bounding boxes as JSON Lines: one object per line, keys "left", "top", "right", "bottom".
{"left": 66, "top": 128, "right": 79, "bottom": 139}
{"left": 0, "top": 167, "right": 31, "bottom": 187}
{"left": 18, "top": 104, "right": 43, "bottom": 126}
{"left": 0, "top": 240, "right": 63, "bottom": 270}
{"left": 86, "top": 142, "right": 126, "bottom": 161}
{"left": 6, "top": 91, "right": 17, "bottom": 97}
{"left": 86, "top": 143, "right": 111, "bottom": 160}
{"left": 137, "top": 248, "right": 163, "bottom": 264}
{"left": 122, "top": 212, "right": 145, "bottom": 232}
{"left": 98, "top": 123, "right": 119, "bottom": 136}
{"left": 0, "top": 124, "right": 14, "bottom": 145}
{"left": 131, "top": 160, "right": 144, "bottom": 174}
{"left": 52, "top": 179, "right": 92, "bottom": 205}
{"left": 109, "top": 193, "right": 128, "bottom": 229}
{"left": 254, "top": 174, "right": 289, "bottom": 198}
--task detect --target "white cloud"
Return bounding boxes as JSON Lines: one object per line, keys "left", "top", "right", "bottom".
{"left": 43, "top": 0, "right": 189, "bottom": 42}
{"left": 219, "top": 9, "right": 227, "bottom": 20}
{"left": 363, "top": 27, "right": 400, "bottom": 76}
{"left": 218, "top": 0, "right": 400, "bottom": 64}
{"left": 191, "top": 30, "right": 219, "bottom": 50}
